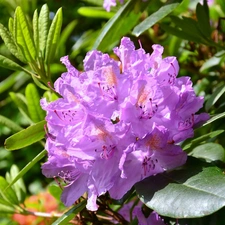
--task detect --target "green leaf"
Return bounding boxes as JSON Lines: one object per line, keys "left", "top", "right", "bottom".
{"left": 190, "top": 143, "right": 225, "bottom": 163}
{"left": 9, "top": 92, "right": 31, "bottom": 123}
{"left": 78, "top": 7, "right": 114, "bottom": 19}
{"left": 4, "top": 120, "right": 46, "bottom": 150}
{"left": 14, "top": 6, "right": 36, "bottom": 62}
{"left": 25, "top": 83, "right": 45, "bottom": 122}
{"left": 0, "top": 55, "right": 24, "bottom": 71}
{"left": 196, "top": 0, "right": 211, "bottom": 38}
{"left": 200, "top": 51, "right": 225, "bottom": 72}
{"left": 52, "top": 201, "right": 86, "bottom": 225}
{"left": 48, "top": 184, "right": 62, "bottom": 201}
{"left": 0, "top": 23, "right": 25, "bottom": 62}
{"left": 45, "top": 7, "right": 63, "bottom": 64}
{"left": 93, "top": 0, "right": 149, "bottom": 51}
{"left": 8, "top": 17, "right": 14, "bottom": 34}
{"left": 7, "top": 150, "right": 47, "bottom": 189}
{"left": 135, "top": 164, "right": 225, "bottom": 218}
{"left": 33, "top": 9, "right": 39, "bottom": 52}
{"left": 0, "top": 176, "right": 19, "bottom": 205}
{"left": 0, "top": 199, "right": 16, "bottom": 214}
{"left": 132, "top": 1, "right": 181, "bottom": 37}
{"left": 205, "top": 84, "right": 225, "bottom": 112}
{"left": 38, "top": 4, "right": 49, "bottom": 57}
{"left": 203, "top": 112, "right": 225, "bottom": 126}
{"left": 0, "top": 115, "right": 22, "bottom": 133}
{"left": 5, "top": 165, "right": 26, "bottom": 203}
{"left": 182, "top": 130, "right": 224, "bottom": 151}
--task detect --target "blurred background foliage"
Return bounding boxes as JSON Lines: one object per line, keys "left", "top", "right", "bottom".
{"left": 1, "top": 0, "right": 225, "bottom": 224}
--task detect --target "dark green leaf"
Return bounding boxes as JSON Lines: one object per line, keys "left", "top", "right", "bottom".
{"left": 0, "top": 176, "right": 19, "bottom": 205}
{"left": 7, "top": 150, "right": 47, "bottom": 189}
{"left": 38, "top": 4, "right": 49, "bottom": 57}
{"left": 196, "top": 1, "right": 211, "bottom": 38}
{"left": 0, "top": 115, "right": 22, "bottom": 133}
{"left": 93, "top": 0, "right": 149, "bottom": 51}
{"left": 25, "top": 83, "right": 45, "bottom": 122}
{"left": 203, "top": 112, "right": 225, "bottom": 126}
{"left": 0, "top": 23, "right": 25, "bottom": 62}
{"left": 15, "top": 7, "right": 36, "bottom": 62}
{"left": 135, "top": 162, "right": 225, "bottom": 218}
{"left": 132, "top": 1, "right": 181, "bottom": 37}
{"left": 205, "top": 85, "right": 225, "bottom": 112}
{"left": 52, "top": 201, "right": 87, "bottom": 225}
{"left": 4, "top": 120, "right": 46, "bottom": 150}
{"left": 45, "top": 7, "right": 63, "bottom": 64}
{"left": 190, "top": 143, "right": 225, "bottom": 162}
{"left": 182, "top": 130, "right": 224, "bottom": 151}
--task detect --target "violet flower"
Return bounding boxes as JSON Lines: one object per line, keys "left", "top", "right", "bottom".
{"left": 41, "top": 37, "right": 208, "bottom": 211}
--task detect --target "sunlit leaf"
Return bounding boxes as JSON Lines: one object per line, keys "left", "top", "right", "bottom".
{"left": 7, "top": 150, "right": 47, "bottom": 189}
{"left": 4, "top": 120, "right": 46, "bottom": 150}
{"left": 33, "top": 9, "right": 39, "bottom": 52}
{"left": 132, "top": 1, "right": 181, "bottom": 37}
{"left": 93, "top": 0, "right": 149, "bottom": 51}
{"left": 45, "top": 7, "right": 63, "bottom": 64}
{"left": 14, "top": 6, "right": 36, "bottom": 62}
{"left": 0, "top": 176, "right": 19, "bottom": 205}
{"left": 25, "top": 83, "right": 45, "bottom": 122}
{"left": 78, "top": 7, "right": 114, "bottom": 19}
{"left": 38, "top": 4, "right": 49, "bottom": 57}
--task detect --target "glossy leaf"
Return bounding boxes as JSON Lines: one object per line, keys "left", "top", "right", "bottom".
{"left": 0, "top": 176, "right": 19, "bottom": 205}
{"left": 0, "top": 23, "right": 24, "bottom": 62}
{"left": 93, "top": 0, "right": 149, "bottom": 51}
{"left": 38, "top": 4, "right": 49, "bottom": 57}
{"left": 135, "top": 162, "right": 225, "bottom": 218}
{"left": 25, "top": 83, "right": 45, "bottom": 122}
{"left": 45, "top": 7, "right": 63, "bottom": 64}
{"left": 7, "top": 150, "right": 47, "bottom": 189}
{"left": 205, "top": 84, "right": 225, "bottom": 112}
{"left": 190, "top": 143, "right": 225, "bottom": 162}
{"left": 14, "top": 7, "right": 36, "bottom": 62}
{"left": 0, "top": 115, "right": 22, "bottom": 133}
{"left": 52, "top": 201, "right": 87, "bottom": 225}
{"left": 4, "top": 120, "right": 46, "bottom": 150}
{"left": 132, "top": 1, "right": 181, "bottom": 37}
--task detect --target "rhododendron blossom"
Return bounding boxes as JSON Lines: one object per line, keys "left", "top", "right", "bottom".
{"left": 41, "top": 37, "right": 208, "bottom": 211}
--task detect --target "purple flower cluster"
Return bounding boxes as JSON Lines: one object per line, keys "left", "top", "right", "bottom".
{"left": 41, "top": 37, "right": 208, "bottom": 211}
{"left": 103, "top": 0, "right": 123, "bottom": 12}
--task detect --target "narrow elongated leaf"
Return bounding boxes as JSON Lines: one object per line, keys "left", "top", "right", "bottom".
{"left": 182, "top": 130, "right": 224, "bottom": 151}
{"left": 8, "top": 17, "right": 14, "bottom": 34}
{"left": 0, "top": 23, "right": 25, "bottom": 62}
{"left": 25, "top": 83, "right": 45, "bottom": 122}
{"left": 136, "top": 164, "right": 225, "bottom": 218}
{"left": 78, "top": 7, "right": 114, "bottom": 19}
{"left": 33, "top": 9, "right": 39, "bottom": 51}
{"left": 15, "top": 7, "right": 36, "bottom": 62}
{"left": 52, "top": 201, "right": 86, "bottom": 225}
{"left": 7, "top": 149, "right": 47, "bottom": 188}
{"left": 205, "top": 84, "right": 225, "bottom": 111}
{"left": 0, "top": 55, "right": 24, "bottom": 71}
{"left": 203, "top": 112, "right": 225, "bottom": 126}
{"left": 5, "top": 165, "right": 26, "bottom": 203}
{"left": 132, "top": 1, "right": 181, "bottom": 37}
{"left": 0, "top": 115, "right": 22, "bottom": 133}
{"left": 38, "top": 4, "right": 49, "bottom": 57}
{"left": 0, "top": 176, "right": 19, "bottom": 205}
{"left": 45, "top": 7, "right": 63, "bottom": 64}
{"left": 0, "top": 201, "right": 16, "bottom": 214}
{"left": 93, "top": 0, "right": 149, "bottom": 51}
{"left": 4, "top": 120, "right": 46, "bottom": 150}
